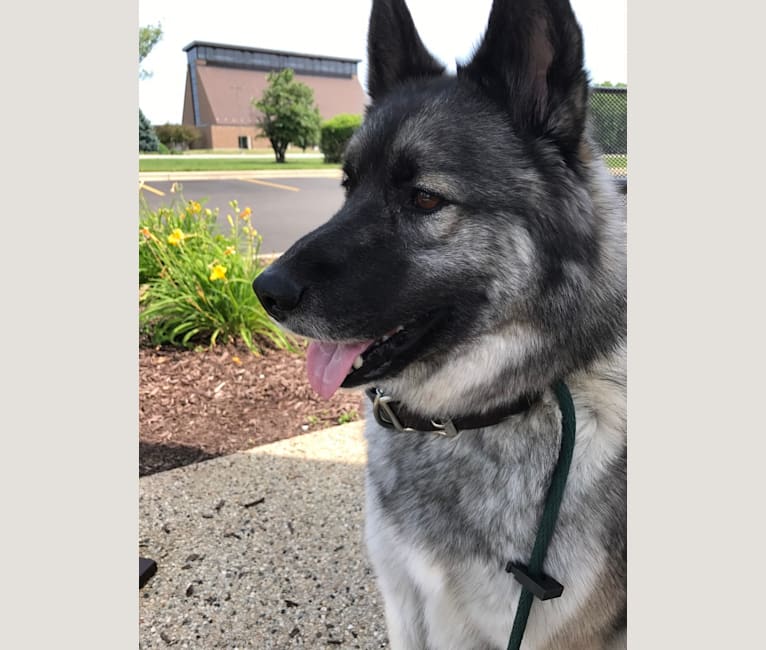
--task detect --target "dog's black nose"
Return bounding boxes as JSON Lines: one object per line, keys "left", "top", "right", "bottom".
{"left": 252, "top": 266, "right": 304, "bottom": 319}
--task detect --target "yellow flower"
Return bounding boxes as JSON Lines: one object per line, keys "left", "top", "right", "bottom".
{"left": 223, "top": 246, "right": 236, "bottom": 256}
{"left": 188, "top": 200, "right": 202, "bottom": 214}
{"left": 167, "top": 228, "right": 186, "bottom": 246}
{"left": 239, "top": 206, "right": 252, "bottom": 220}
{"left": 209, "top": 264, "right": 227, "bottom": 281}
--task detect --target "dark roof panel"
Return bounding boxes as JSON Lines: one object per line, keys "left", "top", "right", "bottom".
{"left": 183, "top": 41, "right": 361, "bottom": 64}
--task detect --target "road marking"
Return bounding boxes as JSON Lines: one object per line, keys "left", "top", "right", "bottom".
{"left": 239, "top": 178, "right": 301, "bottom": 192}
{"left": 139, "top": 181, "right": 165, "bottom": 196}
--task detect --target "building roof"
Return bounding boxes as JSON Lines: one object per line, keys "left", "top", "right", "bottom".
{"left": 183, "top": 40, "right": 368, "bottom": 131}
{"left": 183, "top": 41, "right": 361, "bottom": 64}
{"left": 191, "top": 65, "right": 367, "bottom": 126}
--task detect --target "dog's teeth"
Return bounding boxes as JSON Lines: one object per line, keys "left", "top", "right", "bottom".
{"left": 352, "top": 355, "right": 364, "bottom": 370}
{"left": 381, "top": 335, "right": 389, "bottom": 342}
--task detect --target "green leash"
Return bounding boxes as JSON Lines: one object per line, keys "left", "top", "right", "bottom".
{"left": 505, "top": 380, "right": 576, "bottom": 650}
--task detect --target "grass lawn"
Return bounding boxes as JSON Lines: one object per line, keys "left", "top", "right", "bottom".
{"left": 140, "top": 151, "right": 626, "bottom": 173}
{"left": 603, "top": 154, "right": 627, "bottom": 170}
{"left": 139, "top": 157, "right": 341, "bottom": 172}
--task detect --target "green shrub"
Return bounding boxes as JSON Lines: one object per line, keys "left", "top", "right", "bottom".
{"left": 138, "top": 194, "right": 295, "bottom": 353}
{"left": 157, "top": 141, "right": 170, "bottom": 154}
{"left": 154, "top": 123, "right": 201, "bottom": 151}
{"left": 320, "top": 114, "right": 362, "bottom": 163}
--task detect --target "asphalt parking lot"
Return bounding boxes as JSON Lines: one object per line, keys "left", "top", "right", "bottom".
{"left": 139, "top": 176, "right": 345, "bottom": 255}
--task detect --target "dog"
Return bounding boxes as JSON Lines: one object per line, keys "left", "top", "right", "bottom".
{"left": 253, "top": 0, "right": 626, "bottom": 647}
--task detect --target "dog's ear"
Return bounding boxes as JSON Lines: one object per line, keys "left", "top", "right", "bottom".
{"left": 460, "top": 0, "right": 588, "bottom": 156}
{"left": 367, "top": 0, "right": 445, "bottom": 101}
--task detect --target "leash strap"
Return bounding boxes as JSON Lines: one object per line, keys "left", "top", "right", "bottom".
{"left": 505, "top": 380, "right": 576, "bottom": 650}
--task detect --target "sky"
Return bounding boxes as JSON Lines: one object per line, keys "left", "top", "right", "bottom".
{"left": 138, "top": 0, "right": 626, "bottom": 126}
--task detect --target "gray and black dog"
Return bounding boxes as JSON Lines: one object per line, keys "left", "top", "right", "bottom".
{"left": 253, "top": 0, "right": 626, "bottom": 647}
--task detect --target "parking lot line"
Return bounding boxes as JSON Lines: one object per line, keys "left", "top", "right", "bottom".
{"left": 139, "top": 181, "right": 165, "bottom": 197}
{"left": 239, "top": 178, "right": 301, "bottom": 192}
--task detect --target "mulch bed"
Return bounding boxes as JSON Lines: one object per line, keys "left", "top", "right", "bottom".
{"left": 139, "top": 340, "right": 364, "bottom": 476}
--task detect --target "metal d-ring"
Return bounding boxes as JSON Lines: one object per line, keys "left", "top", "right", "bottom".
{"left": 371, "top": 388, "right": 459, "bottom": 437}
{"left": 430, "top": 418, "right": 459, "bottom": 438}
{"left": 372, "top": 391, "right": 407, "bottom": 432}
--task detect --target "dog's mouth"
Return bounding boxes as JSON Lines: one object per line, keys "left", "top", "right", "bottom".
{"left": 305, "top": 308, "right": 447, "bottom": 399}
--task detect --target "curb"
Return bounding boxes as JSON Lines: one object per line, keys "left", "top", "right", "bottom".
{"left": 244, "top": 419, "right": 366, "bottom": 458}
{"left": 138, "top": 169, "right": 343, "bottom": 182}
{"left": 258, "top": 252, "right": 283, "bottom": 264}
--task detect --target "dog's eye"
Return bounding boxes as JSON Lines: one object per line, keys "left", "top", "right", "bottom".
{"left": 413, "top": 190, "right": 444, "bottom": 212}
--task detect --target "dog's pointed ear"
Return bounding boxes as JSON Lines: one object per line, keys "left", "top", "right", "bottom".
{"left": 367, "top": 0, "right": 445, "bottom": 101}
{"left": 460, "top": 0, "right": 589, "bottom": 155}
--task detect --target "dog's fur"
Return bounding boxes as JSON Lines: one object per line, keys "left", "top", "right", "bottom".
{"left": 253, "top": 0, "right": 626, "bottom": 647}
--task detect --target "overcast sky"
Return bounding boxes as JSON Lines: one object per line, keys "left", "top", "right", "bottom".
{"left": 138, "top": 0, "right": 627, "bottom": 126}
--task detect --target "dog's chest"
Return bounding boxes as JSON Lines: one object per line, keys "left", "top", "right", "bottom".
{"left": 364, "top": 399, "right": 564, "bottom": 557}
{"left": 362, "top": 387, "right": 626, "bottom": 649}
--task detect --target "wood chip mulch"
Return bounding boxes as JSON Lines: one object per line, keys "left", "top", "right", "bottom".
{"left": 139, "top": 340, "right": 364, "bottom": 476}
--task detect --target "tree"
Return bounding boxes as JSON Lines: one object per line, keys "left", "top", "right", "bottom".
{"left": 139, "top": 109, "right": 160, "bottom": 152}
{"left": 139, "top": 24, "right": 163, "bottom": 152}
{"left": 139, "top": 23, "right": 163, "bottom": 79}
{"left": 253, "top": 69, "right": 322, "bottom": 163}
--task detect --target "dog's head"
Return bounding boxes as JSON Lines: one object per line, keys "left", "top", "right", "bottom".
{"left": 253, "top": 0, "right": 626, "bottom": 415}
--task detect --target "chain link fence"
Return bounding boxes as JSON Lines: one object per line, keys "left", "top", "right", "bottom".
{"left": 589, "top": 86, "right": 627, "bottom": 191}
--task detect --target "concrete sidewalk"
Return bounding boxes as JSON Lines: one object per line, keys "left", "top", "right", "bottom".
{"left": 139, "top": 421, "right": 388, "bottom": 649}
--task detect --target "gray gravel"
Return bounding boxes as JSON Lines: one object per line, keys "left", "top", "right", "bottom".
{"left": 139, "top": 421, "right": 388, "bottom": 649}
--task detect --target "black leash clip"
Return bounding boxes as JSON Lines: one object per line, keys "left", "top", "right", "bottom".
{"left": 505, "top": 562, "right": 564, "bottom": 601}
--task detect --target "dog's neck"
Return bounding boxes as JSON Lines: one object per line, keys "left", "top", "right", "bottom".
{"left": 372, "top": 328, "right": 556, "bottom": 418}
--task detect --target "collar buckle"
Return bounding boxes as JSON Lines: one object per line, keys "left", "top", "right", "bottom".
{"left": 372, "top": 390, "right": 411, "bottom": 432}
{"left": 370, "top": 388, "right": 459, "bottom": 437}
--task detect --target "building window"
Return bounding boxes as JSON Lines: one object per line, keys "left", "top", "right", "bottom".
{"left": 238, "top": 136, "right": 249, "bottom": 149}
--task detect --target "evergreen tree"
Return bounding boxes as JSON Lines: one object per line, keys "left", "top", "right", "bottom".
{"left": 139, "top": 109, "right": 160, "bottom": 153}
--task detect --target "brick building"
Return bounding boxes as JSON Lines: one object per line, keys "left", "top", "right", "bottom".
{"left": 182, "top": 41, "right": 367, "bottom": 150}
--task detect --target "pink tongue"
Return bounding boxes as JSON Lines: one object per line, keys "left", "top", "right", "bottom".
{"left": 306, "top": 340, "right": 373, "bottom": 399}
